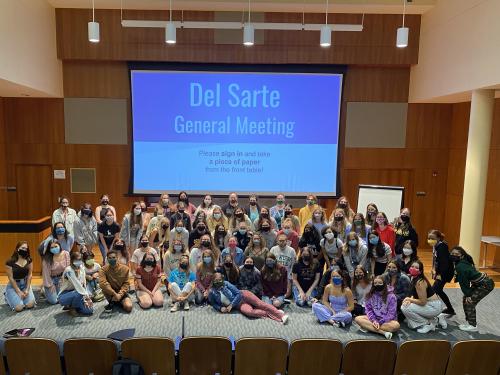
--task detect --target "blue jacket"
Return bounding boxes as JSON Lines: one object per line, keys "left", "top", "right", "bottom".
{"left": 208, "top": 281, "right": 242, "bottom": 312}
{"left": 219, "top": 247, "right": 245, "bottom": 267}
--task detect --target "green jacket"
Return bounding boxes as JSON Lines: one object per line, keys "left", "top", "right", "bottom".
{"left": 455, "top": 260, "right": 482, "bottom": 297}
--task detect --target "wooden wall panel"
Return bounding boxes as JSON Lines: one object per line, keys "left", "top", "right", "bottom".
{"left": 0, "top": 98, "right": 7, "bottom": 219}
{"left": 55, "top": 9, "right": 420, "bottom": 66}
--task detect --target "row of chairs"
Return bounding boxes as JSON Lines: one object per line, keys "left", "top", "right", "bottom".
{"left": 1, "top": 337, "right": 499, "bottom": 375}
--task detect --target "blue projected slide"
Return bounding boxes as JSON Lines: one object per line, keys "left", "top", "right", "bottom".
{"left": 131, "top": 69, "right": 343, "bottom": 195}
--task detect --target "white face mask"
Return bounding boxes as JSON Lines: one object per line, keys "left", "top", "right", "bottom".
{"left": 403, "top": 247, "right": 413, "bottom": 256}
{"left": 325, "top": 232, "right": 334, "bottom": 240}
{"left": 134, "top": 208, "right": 142, "bottom": 216}
{"left": 213, "top": 213, "right": 221, "bottom": 220}
{"left": 175, "top": 227, "right": 183, "bottom": 233}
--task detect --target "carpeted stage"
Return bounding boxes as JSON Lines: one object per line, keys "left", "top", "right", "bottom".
{"left": 0, "top": 287, "right": 499, "bottom": 351}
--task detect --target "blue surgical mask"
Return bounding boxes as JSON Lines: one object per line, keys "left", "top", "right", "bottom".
{"left": 50, "top": 246, "right": 61, "bottom": 255}
{"left": 203, "top": 256, "right": 212, "bottom": 264}
{"left": 55, "top": 227, "right": 65, "bottom": 235}
{"left": 283, "top": 229, "right": 290, "bottom": 235}
{"left": 73, "top": 260, "right": 83, "bottom": 268}
{"left": 239, "top": 229, "right": 247, "bottom": 235}
{"left": 332, "top": 277, "right": 342, "bottom": 285}
{"left": 108, "top": 258, "right": 117, "bottom": 266}
{"left": 369, "top": 236, "right": 379, "bottom": 245}
{"left": 348, "top": 240, "right": 357, "bottom": 247}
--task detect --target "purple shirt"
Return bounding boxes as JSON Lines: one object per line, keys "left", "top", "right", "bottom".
{"left": 365, "top": 291, "right": 397, "bottom": 325}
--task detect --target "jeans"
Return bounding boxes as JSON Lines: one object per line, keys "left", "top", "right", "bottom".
{"left": 59, "top": 290, "right": 93, "bottom": 315}
{"left": 292, "top": 285, "right": 318, "bottom": 307}
{"left": 44, "top": 276, "right": 61, "bottom": 305}
{"left": 86, "top": 278, "right": 99, "bottom": 295}
{"left": 98, "top": 242, "right": 107, "bottom": 263}
{"left": 262, "top": 295, "right": 285, "bottom": 306}
{"left": 4, "top": 279, "right": 35, "bottom": 310}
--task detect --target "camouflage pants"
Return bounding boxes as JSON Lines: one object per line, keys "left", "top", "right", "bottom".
{"left": 463, "top": 278, "right": 494, "bottom": 326}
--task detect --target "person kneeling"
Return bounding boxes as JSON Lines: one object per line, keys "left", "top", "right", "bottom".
{"left": 354, "top": 275, "right": 400, "bottom": 339}
{"left": 209, "top": 273, "right": 288, "bottom": 324}
{"left": 135, "top": 253, "right": 163, "bottom": 309}
{"left": 98, "top": 250, "right": 133, "bottom": 313}
{"left": 312, "top": 270, "right": 354, "bottom": 328}
{"left": 168, "top": 254, "right": 195, "bottom": 312}
{"left": 58, "top": 251, "right": 93, "bottom": 316}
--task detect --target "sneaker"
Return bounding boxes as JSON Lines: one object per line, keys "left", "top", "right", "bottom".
{"left": 281, "top": 314, "right": 289, "bottom": 325}
{"left": 170, "top": 302, "right": 179, "bottom": 313}
{"left": 437, "top": 314, "right": 448, "bottom": 329}
{"left": 338, "top": 321, "right": 346, "bottom": 328}
{"left": 442, "top": 308, "right": 456, "bottom": 316}
{"left": 459, "top": 324, "right": 478, "bottom": 332}
{"left": 417, "top": 323, "right": 436, "bottom": 334}
{"left": 104, "top": 303, "right": 113, "bottom": 313}
{"left": 384, "top": 332, "right": 393, "bottom": 340}
{"left": 358, "top": 325, "right": 368, "bottom": 333}
{"left": 183, "top": 302, "right": 190, "bottom": 311}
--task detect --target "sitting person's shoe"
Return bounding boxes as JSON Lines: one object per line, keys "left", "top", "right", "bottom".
{"left": 184, "top": 302, "right": 190, "bottom": 311}
{"left": 281, "top": 315, "right": 289, "bottom": 325}
{"left": 437, "top": 314, "right": 448, "bottom": 329}
{"left": 459, "top": 323, "right": 478, "bottom": 332}
{"left": 384, "top": 332, "right": 393, "bottom": 340}
{"left": 170, "top": 302, "right": 179, "bottom": 312}
{"left": 104, "top": 303, "right": 114, "bottom": 313}
{"left": 417, "top": 323, "right": 436, "bottom": 334}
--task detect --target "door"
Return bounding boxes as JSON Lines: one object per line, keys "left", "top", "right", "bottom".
{"left": 15, "top": 164, "right": 53, "bottom": 219}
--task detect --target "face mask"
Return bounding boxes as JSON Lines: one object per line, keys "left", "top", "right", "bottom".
{"left": 134, "top": 208, "right": 142, "bottom": 216}
{"left": 388, "top": 269, "right": 398, "bottom": 276}
{"left": 18, "top": 248, "right": 28, "bottom": 258}
{"left": 175, "top": 227, "right": 183, "bottom": 233}
{"left": 239, "top": 229, "right": 247, "bottom": 235}
{"left": 266, "top": 260, "right": 276, "bottom": 268}
{"left": 162, "top": 199, "right": 169, "bottom": 206}
{"left": 55, "top": 227, "right": 66, "bottom": 235}
{"left": 400, "top": 215, "right": 410, "bottom": 223}
{"left": 201, "top": 240, "right": 211, "bottom": 248}
{"left": 50, "top": 246, "right": 61, "bottom": 255}
{"left": 314, "top": 213, "right": 322, "bottom": 219}
{"left": 408, "top": 267, "right": 421, "bottom": 277}
{"left": 283, "top": 229, "right": 290, "bottom": 235}
{"left": 73, "top": 260, "right": 83, "bottom": 268}
{"left": 450, "top": 255, "right": 461, "bottom": 263}
{"left": 250, "top": 201, "right": 257, "bottom": 206}
{"left": 325, "top": 232, "right": 334, "bottom": 240}
{"left": 332, "top": 277, "right": 342, "bottom": 285}
{"left": 261, "top": 226, "right": 270, "bottom": 232}
{"left": 180, "top": 262, "right": 188, "bottom": 270}
{"left": 174, "top": 245, "right": 182, "bottom": 252}
{"left": 141, "top": 207, "right": 147, "bottom": 213}
{"left": 229, "top": 242, "right": 237, "bottom": 249}
{"left": 284, "top": 211, "right": 291, "bottom": 217}
{"left": 213, "top": 213, "right": 222, "bottom": 220}
{"left": 179, "top": 197, "right": 187, "bottom": 202}
{"left": 203, "top": 256, "right": 212, "bottom": 264}
{"left": 367, "top": 211, "right": 375, "bottom": 217}
{"left": 355, "top": 273, "right": 363, "bottom": 279}
{"left": 236, "top": 213, "right": 243, "bottom": 218}
{"left": 61, "top": 202, "right": 69, "bottom": 208}
{"left": 427, "top": 239, "right": 438, "bottom": 247}
{"left": 198, "top": 226, "right": 206, "bottom": 232}
{"left": 402, "top": 247, "right": 413, "bottom": 256}
{"left": 218, "top": 229, "right": 226, "bottom": 234}
{"left": 101, "top": 200, "right": 109, "bottom": 206}
{"left": 108, "top": 258, "right": 117, "bottom": 266}
{"left": 334, "top": 216, "right": 344, "bottom": 222}
{"left": 348, "top": 240, "right": 357, "bottom": 247}
{"left": 353, "top": 220, "right": 363, "bottom": 226}
{"left": 178, "top": 209, "right": 185, "bottom": 214}
{"left": 244, "top": 264, "right": 254, "bottom": 270}
{"left": 224, "top": 262, "right": 233, "bottom": 268}
{"left": 253, "top": 239, "right": 261, "bottom": 245}
{"left": 307, "top": 200, "right": 315, "bottom": 206}
{"left": 82, "top": 209, "right": 92, "bottom": 216}
{"left": 302, "top": 255, "right": 311, "bottom": 262}
{"left": 213, "top": 281, "right": 224, "bottom": 289}
{"left": 376, "top": 217, "right": 385, "bottom": 225}
{"left": 339, "top": 203, "right": 347, "bottom": 209}
{"left": 144, "top": 260, "right": 155, "bottom": 267}
{"left": 373, "top": 284, "right": 384, "bottom": 292}
{"left": 140, "top": 241, "right": 149, "bottom": 248}
{"left": 162, "top": 224, "right": 168, "bottom": 230}
{"left": 114, "top": 244, "right": 124, "bottom": 251}
{"left": 204, "top": 200, "right": 212, "bottom": 205}
{"left": 85, "top": 259, "right": 95, "bottom": 266}
{"left": 105, "top": 216, "right": 114, "bottom": 223}
{"left": 277, "top": 200, "right": 284, "bottom": 205}
{"left": 369, "top": 236, "right": 379, "bottom": 245}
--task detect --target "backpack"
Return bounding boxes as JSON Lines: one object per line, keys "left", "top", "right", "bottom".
{"left": 112, "top": 359, "right": 145, "bottom": 375}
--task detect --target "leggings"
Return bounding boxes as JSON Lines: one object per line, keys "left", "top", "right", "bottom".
{"left": 432, "top": 278, "right": 454, "bottom": 312}
{"left": 238, "top": 290, "right": 284, "bottom": 322}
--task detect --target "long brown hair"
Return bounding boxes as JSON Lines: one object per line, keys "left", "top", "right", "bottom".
{"left": 198, "top": 249, "right": 216, "bottom": 278}
{"left": 10, "top": 241, "right": 32, "bottom": 263}
{"left": 410, "top": 259, "right": 432, "bottom": 288}
{"left": 261, "top": 253, "right": 282, "bottom": 282}
{"left": 367, "top": 275, "right": 389, "bottom": 303}
{"left": 298, "top": 247, "right": 318, "bottom": 272}
{"left": 129, "top": 201, "right": 143, "bottom": 227}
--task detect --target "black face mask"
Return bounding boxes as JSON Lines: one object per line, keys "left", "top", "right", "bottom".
{"left": 450, "top": 255, "right": 461, "bottom": 263}
{"left": 261, "top": 213, "right": 269, "bottom": 218}
{"left": 334, "top": 216, "right": 344, "bottom": 222}
{"left": 236, "top": 213, "right": 243, "bottom": 218}
{"left": 180, "top": 262, "right": 189, "bottom": 270}
{"left": 400, "top": 215, "right": 410, "bottom": 223}
{"left": 249, "top": 201, "right": 257, "bottom": 206}
{"left": 101, "top": 200, "right": 109, "bottom": 205}
{"left": 201, "top": 240, "right": 211, "bottom": 248}
{"left": 114, "top": 245, "right": 124, "bottom": 251}
{"left": 144, "top": 260, "right": 156, "bottom": 267}
{"left": 198, "top": 226, "right": 206, "bottom": 232}
{"left": 338, "top": 203, "right": 347, "bottom": 209}
{"left": 140, "top": 241, "right": 148, "bottom": 248}
{"left": 82, "top": 209, "right": 92, "bottom": 216}
{"left": 302, "top": 255, "right": 311, "bottom": 262}
{"left": 18, "top": 249, "right": 28, "bottom": 258}
{"left": 261, "top": 226, "right": 270, "bottom": 232}
{"left": 244, "top": 264, "right": 254, "bottom": 270}
{"left": 373, "top": 284, "right": 384, "bottom": 292}
{"left": 162, "top": 225, "right": 168, "bottom": 230}
{"left": 224, "top": 262, "right": 233, "bottom": 268}
{"left": 284, "top": 211, "right": 291, "bottom": 217}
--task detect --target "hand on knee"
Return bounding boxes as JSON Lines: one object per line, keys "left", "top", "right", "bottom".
{"left": 273, "top": 300, "right": 281, "bottom": 308}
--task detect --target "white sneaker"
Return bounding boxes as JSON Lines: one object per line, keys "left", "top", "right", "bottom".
{"left": 184, "top": 302, "right": 190, "bottom": 311}
{"left": 459, "top": 324, "right": 478, "bottom": 332}
{"left": 384, "top": 332, "right": 393, "bottom": 340}
{"left": 170, "top": 302, "right": 179, "bottom": 312}
{"left": 329, "top": 320, "right": 339, "bottom": 328}
{"left": 281, "top": 314, "right": 289, "bottom": 325}
{"left": 417, "top": 323, "right": 436, "bottom": 334}
{"left": 437, "top": 314, "right": 448, "bottom": 329}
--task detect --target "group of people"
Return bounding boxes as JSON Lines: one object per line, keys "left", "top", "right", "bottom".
{"left": 4, "top": 192, "right": 494, "bottom": 336}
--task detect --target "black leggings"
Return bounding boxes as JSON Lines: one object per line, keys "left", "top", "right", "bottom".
{"left": 432, "top": 278, "right": 454, "bottom": 312}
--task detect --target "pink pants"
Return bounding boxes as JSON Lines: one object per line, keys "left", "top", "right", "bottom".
{"left": 239, "top": 290, "right": 284, "bottom": 322}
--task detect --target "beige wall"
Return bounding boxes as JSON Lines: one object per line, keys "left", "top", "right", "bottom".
{"left": 0, "top": 0, "right": 62, "bottom": 97}
{"left": 409, "top": 0, "right": 500, "bottom": 103}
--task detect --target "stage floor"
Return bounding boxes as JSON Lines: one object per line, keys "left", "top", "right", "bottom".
{"left": 0, "top": 287, "right": 499, "bottom": 351}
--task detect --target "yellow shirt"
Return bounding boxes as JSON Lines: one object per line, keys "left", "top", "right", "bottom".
{"left": 298, "top": 204, "right": 319, "bottom": 234}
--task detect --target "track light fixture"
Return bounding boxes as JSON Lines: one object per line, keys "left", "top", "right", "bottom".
{"left": 397, "top": 0, "right": 409, "bottom": 48}
{"left": 320, "top": 0, "right": 331, "bottom": 47}
{"left": 165, "top": 0, "right": 176, "bottom": 44}
{"left": 88, "top": 0, "right": 100, "bottom": 43}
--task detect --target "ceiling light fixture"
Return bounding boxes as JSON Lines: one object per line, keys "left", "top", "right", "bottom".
{"left": 243, "top": 0, "right": 254, "bottom": 46}
{"left": 165, "top": 0, "right": 176, "bottom": 44}
{"left": 396, "top": 0, "right": 409, "bottom": 48}
{"left": 88, "top": 0, "right": 100, "bottom": 43}
{"left": 320, "top": 0, "right": 331, "bottom": 47}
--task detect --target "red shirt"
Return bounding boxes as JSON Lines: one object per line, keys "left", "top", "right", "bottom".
{"left": 375, "top": 225, "right": 396, "bottom": 256}
{"left": 136, "top": 265, "right": 161, "bottom": 291}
